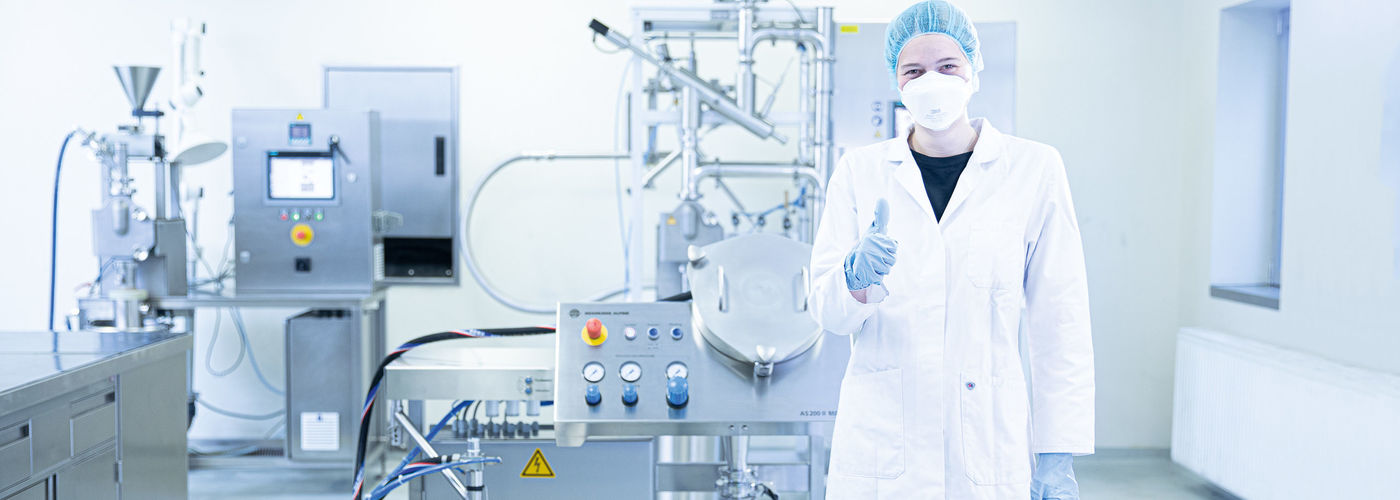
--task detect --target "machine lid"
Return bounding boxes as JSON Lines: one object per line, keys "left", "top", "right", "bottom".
{"left": 686, "top": 233, "right": 820, "bottom": 367}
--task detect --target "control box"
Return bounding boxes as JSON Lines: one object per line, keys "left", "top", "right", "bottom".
{"left": 553, "top": 302, "right": 849, "bottom": 447}
{"left": 231, "top": 109, "right": 382, "bottom": 294}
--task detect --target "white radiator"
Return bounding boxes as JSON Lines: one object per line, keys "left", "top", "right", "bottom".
{"left": 1171, "top": 328, "right": 1400, "bottom": 499}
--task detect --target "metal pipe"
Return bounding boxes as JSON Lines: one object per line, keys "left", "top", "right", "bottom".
{"left": 589, "top": 19, "right": 788, "bottom": 144}
{"left": 641, "top": 149, "right": 681, "bottom": 188}
{"left": 749, "top": 29, "right": 827, "bottom": 54}
{"left": 153, "top": 159, "right": 167, "bottom": 220}
{"left": 797, "top": 43, "right": 813, "bottom": 166}
{"left": 394, "top": 409, "right": 471, "bottom": 500}
{"left": 812, "top": 7, "right": 835, "bottom": 237}
{"left": 680, "top": 85, "right": 701, "bottom": 201}
{"left": 736, "top": 1, "right": 757, "bottom": 113}
{"left": 641, "top": 32, "right": 737, "bottom": 42}
{"left": 694, "top": 163, "right": 825, "bottom": 192}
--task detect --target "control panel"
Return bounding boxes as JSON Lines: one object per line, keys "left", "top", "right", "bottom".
{"left": 231, "top": 109, "right": 383, "bottom": 294}
{"left": 554, "top": 302, "right": 850, "bottom": 447}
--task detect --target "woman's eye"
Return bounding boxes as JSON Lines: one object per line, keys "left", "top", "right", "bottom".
{"left": 905, "top": 69, "right": 922, "bottom": 76}
{"left": 940, "top": 64, "right": 958, "bottom": 72}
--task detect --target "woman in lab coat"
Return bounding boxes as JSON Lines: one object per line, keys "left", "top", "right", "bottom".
{"left": 809, "top": 2, "right": 1093, "bottom": 499}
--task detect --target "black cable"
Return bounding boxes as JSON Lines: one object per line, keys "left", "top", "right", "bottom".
{"left": 659, "top": 291, "right": 693, "bottom": 302}
{"left": 352, "top": 326, "right": 554, "bottom": 498}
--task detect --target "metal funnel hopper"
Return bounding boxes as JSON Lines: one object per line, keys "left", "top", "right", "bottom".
{"left": 113, "top": 66, "right": 161, "bottom": 112}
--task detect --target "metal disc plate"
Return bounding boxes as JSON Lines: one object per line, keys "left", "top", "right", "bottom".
{"left": 686, "top": 233, "right": 820, "bottom": 365}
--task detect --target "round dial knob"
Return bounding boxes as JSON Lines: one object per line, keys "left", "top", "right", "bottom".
{"left": 621, "top": 383, "right": 638, "bottom": 406}
{"left": 666, "top": 361, "right": 688, "bottom": 379}
{"left": 582, "top": 362, "right": 605, "bottom": 383}
{"left": 584, "top": 384, "right": 601, "bottom": 406}
{"left": 666, "top": 377, "right": 689, "bottom": 408}
{"left": 618, "top": 361, "right": 642, "bottom": 383}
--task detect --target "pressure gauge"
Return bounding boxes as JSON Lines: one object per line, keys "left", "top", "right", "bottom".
{"left": 582, "top": 361, "right": 605, "bottom": 383}
{"left": 618, "top": 361, "right": 643, "bottom": 383}
{"left": 666, "top": 361, "right": 688, "bottom": 379}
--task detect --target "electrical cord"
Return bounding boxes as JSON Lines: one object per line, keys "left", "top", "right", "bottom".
{"left": 375, "top": 400, "right": 472, "bottom": 495}
{"left": 367, "top": 458, "right": 502, "bottom": 500}
{"left": 352, "top": 327, "right": 555, "bottom": 499}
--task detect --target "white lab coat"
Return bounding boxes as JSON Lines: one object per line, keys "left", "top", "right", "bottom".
{"left": 811, "top": 119, "right": 1094, "bottom": 499}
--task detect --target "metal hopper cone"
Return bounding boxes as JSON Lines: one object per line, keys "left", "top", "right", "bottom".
{"left": 113, "top": 65, "right": 161, "bottom": 112}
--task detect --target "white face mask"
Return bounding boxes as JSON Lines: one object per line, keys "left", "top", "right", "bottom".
{"left": 899, "top": 71, "right": 975, "bottom": 132}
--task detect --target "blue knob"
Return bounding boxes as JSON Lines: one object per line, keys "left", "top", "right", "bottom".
{"left": 621, "top": 383, "right": 638, "bottom": 406}
{"left": 647, "top": 327, "right": 660, "bottom": 340}
{"left": 667, "top": 377, "right": 689, "bottom": 408}
{"left": 670, "top": 327, "right": 684, "bottom": 340}
{"left": 585, "top": 384, "right": 601, "bottom": 406}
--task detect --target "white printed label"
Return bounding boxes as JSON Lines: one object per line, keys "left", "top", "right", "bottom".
{"left": 300, "top": 412, "right": 340, "bottom": 451}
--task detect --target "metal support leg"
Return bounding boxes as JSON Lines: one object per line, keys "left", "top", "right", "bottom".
{"left": 394, "top": 409, "right": 471, "bottom": 500}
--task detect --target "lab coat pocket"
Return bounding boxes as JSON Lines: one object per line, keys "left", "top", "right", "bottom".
{"left": 830, "top": 368, "right": 905, "bottom": 479}
{"left": 967, "top": 228, "right": 1022, "bottom": 289}
{"left": 960, "top": 373, "right": 1032, "bottom": 485}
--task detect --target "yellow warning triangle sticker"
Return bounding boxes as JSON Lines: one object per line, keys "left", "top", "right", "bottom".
{"left": 295, "top": 113, "right": 304, "bottom": 120}
{"left": 519, "top": 448, "right": 555, "bottom": 478}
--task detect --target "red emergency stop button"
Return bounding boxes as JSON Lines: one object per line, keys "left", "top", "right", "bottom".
{"left": 290, "top": 223, "right": 314, "bottom": 247}
{"left": 581, "top": 318, "right": 608, "bottom": 346}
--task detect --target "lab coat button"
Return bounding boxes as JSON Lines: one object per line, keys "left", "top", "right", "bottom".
{"left": 966, "top": 381, "right": 976, "bottom": 390}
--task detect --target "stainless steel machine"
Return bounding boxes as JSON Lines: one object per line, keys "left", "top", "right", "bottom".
{"left": 72, "top": 66, "right": 191, "bottom": 333}
{"left": 553, "top": 233, "right": 848, "bottom": 499}
{"left": 325, "top": 66, "right": 461, "bottom": 284}
{"left": 231, "top": 108, "right": 386, "bottom": 294}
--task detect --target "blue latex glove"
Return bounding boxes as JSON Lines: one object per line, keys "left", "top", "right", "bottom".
{"left": 1030, "top": 453, "right": 1080, "bottom": 500}
{"left": 844, "top": 198, "right": 897, "bottom": 291}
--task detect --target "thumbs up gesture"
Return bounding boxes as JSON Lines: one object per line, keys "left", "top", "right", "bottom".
{"left": 844, "top": 198, "right": 898, "bottom": 291}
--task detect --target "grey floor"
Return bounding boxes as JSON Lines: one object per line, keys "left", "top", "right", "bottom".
{"left": 188, "top": 449, "right": 1237, "bottom": 499}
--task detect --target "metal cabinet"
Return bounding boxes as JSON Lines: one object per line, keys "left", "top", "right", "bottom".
{"left": 2, "top": 481, "right": 48, "bottom": 500}
{"left": 0, "top": 332, "right": 189, "bottom": 500}
{"left": 325, "top": 66, "right": 460, "bottom": 284}
{"left": 55, "top": 448, "right": 118, "bottom": 500}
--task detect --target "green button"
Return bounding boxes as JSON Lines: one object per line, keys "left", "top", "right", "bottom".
{"left": 291, "top": 212, "right": 301, "bottom": 221}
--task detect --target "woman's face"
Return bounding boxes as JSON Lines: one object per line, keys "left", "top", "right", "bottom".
{"left": 895, "top": 34, "right": 972, "bottom": 90}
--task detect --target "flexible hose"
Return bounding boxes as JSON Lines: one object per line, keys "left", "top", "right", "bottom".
{"left": 460, "top": 152, "right": 631, "bottom": 314}
{"left": 48, "top": 131, "right": 78, "bottom": 330}
{"left": 352, "top": 327, "right": 555, "bottom": 499}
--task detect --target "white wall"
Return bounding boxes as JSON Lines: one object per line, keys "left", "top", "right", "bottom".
{"left": 0, "top": 0, "right": 1195, "bottom": 448}
{"left": 1179, "top": 0, "right": 1400, "bottom": 374}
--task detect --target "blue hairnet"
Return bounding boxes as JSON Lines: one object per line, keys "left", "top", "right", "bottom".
{"left": 884, "top": 1, "right": 983, "bottom": 77}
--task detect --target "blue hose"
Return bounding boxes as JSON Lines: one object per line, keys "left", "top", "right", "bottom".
{"left": 378, "top": 400, "right": 473, "bottom": 491}
{"left": 49, "top": 131, "right": 78, "bottom": 331}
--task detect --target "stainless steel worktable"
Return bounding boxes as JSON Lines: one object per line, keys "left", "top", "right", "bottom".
{"left": 0, "top": 330, "right": 188, "bottom": 411}
{"left": 0, "top": 330, "right": 192, "bottom": 500}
